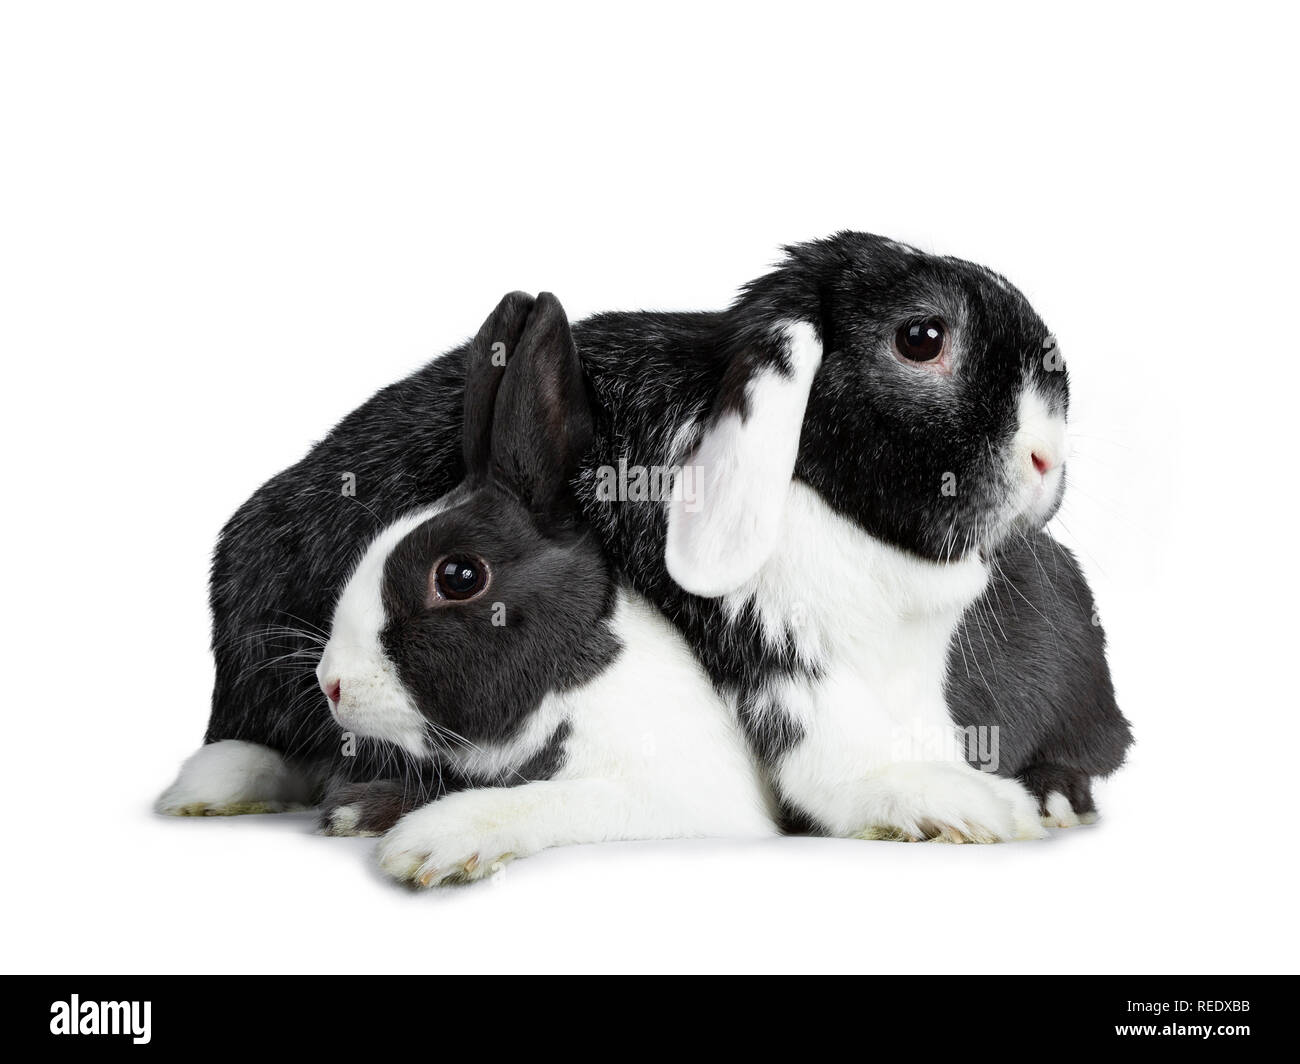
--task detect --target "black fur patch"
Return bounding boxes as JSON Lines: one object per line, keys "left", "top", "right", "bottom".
{"left": 947, "top": 531, "right": 1133, "bottom": 792}
{"left": 379, "top": 491, "right": 619, "bottom": 750}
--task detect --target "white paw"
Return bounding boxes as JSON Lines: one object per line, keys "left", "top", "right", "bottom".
{"left": 155, "top": 740, "right": 313, "bottom": 816}
{"left": 377, "top": 790, "right": 531, "bottom": 887}
{"left": 855, "top": 762, "right": 1047, "bottom": 844}
{"left": 1040, "top": 791, "right": 1098, "bottom": 828}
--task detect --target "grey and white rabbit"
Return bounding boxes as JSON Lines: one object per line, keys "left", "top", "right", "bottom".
{"left": 174, "top": 292, "right": 774, "bottom": 884}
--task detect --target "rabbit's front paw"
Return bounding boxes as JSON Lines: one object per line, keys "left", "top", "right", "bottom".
{"left": 377, "top": 792, "right": 527, "bottom": 887}
{"left": 1040, "top": 790, "right": 1099, "bottom": 828}
{"left": 155, "top": 740, "right": 312, "bottom": 817}
{"left": 854, "top": 762, "right": 1047, "bottom": 843}
{"left": 318, "top": 779, "right": 412, "bottom": 837}
{"left": 1017, "top": 765, "right": 1099, "bottom": 828}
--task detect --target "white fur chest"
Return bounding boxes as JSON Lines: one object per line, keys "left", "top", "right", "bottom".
{"left": 724, "top": 482, "right": 989, "bottom": 768}
{"left": 439, "top": 591, "right": 773, "bottom": 838}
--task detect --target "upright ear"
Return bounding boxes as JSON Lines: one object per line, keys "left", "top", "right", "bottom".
{"left": 462, "top": 288, "right": 538, "bottom": 473}
{"left": 489, "top": 292, "right": 593, "bottom": 526}
{"left": 463, "top": 291, "right": 537, "bottom": 480}
{"left": 665, "top": 320, "right": 823, "bottom": 598}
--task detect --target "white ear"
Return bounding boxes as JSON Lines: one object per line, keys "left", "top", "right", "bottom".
{"left": 665, "top": 321, "right": 822, "bottom": 597}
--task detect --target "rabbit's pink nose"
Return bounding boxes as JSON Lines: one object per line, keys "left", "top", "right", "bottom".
{"left": 323, "top": 678, "right": 341, "bottom": 704}
{"left": 1031, "top": 451, "right": 1053, "bottom": 476}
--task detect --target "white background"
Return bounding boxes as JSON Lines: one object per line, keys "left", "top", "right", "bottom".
{"left": 2, "top": 1, "right": 1295, "bottom": 974}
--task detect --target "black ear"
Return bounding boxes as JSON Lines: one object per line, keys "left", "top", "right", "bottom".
{"left": 463, "top": 291, "right": 537, "bottom": 480}
{"left": 489, "top": 292, "right": 593, "bottom": 526}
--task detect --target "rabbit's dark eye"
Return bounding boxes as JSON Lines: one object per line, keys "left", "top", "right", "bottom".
{"left": 431, "top": 555, "right": 489, "bottom": 603}
{"left": 895, "top": 318, "right": 947, "bottom": 364}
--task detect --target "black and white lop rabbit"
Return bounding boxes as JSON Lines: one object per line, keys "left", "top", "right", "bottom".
{"left": 161, "top": 231, "right": 1130, "bottom": 847}
{"left": 626, "top": 235, "right": 1135, "bottom": 839}
{"left": 162, "top": 293, "right": 774, "bottom": 883}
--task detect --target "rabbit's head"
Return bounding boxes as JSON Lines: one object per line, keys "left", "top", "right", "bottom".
{"left": 667, "top": 231, "right": 1069, "bottom": 596}
{"left": 317, "top": 292, "right": 618, "bottom": 759}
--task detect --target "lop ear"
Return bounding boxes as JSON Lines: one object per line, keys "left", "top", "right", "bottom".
{"left": 490, "top": 292, "right": 593, "bottom": 527}
{"left": 463, "top": 291, "right": 537, "bottom": 480}
{"left": 665, "top": 320, "right": 823, "bottom": 598}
